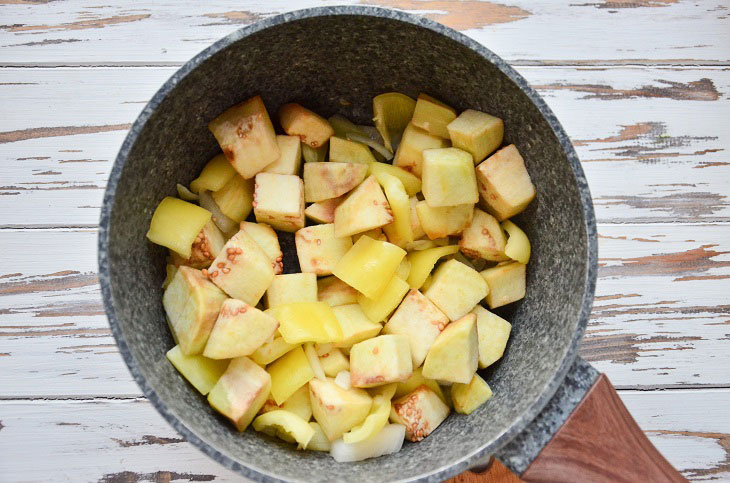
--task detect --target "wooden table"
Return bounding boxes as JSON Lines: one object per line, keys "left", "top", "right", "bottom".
{"left": 1, "top": 1, "right": 728, "bottom": 481}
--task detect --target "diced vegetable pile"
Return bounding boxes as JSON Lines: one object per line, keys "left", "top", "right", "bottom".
{"left": 148, "top": 92, "right": 536, "bottom": 462}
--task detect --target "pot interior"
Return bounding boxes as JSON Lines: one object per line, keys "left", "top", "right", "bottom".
{"left": 105, "top": 10, "right": 590, "bottom": 482}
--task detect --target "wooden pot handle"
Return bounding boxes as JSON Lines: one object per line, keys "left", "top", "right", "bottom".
{"left": 449, "top": 374, "right": 687, "bottom": 482}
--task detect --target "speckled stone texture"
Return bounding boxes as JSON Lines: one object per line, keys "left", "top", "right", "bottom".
{"left": 99, "top": 6, "right": 597, "bottom": 483}
{"left": 497, "top": 356, "right": 600, "bottom": 474}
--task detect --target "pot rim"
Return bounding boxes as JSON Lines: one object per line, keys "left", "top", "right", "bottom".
{"left": 98, "top": 6, "right": 598, "bottom": 482}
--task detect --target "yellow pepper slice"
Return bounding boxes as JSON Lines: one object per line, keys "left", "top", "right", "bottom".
{"left": 252, "top": 409, "right": 315, "bottom": 448}
{"left": 406, "top": 245, "right": 459, "bottom": 289}
{"left": 342, "top": 395, "right": 391, "bottom": 444}
{"left": 502, "top": 220, "right": 531, "bottom": 264}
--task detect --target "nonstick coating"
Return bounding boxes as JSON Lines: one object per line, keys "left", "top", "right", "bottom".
{"left": 99, "top": 7, "right": 597, "bottom": 482}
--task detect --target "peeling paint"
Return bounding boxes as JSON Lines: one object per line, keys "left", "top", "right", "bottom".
{"left": 648, "top": 430, "right": 730, "bottom": 478}
{"left": 535, "top": 78, "right": 719, "bottom": 101}
{"left": 0, "top": 271, "right": 98, "bottom": 295}
{"left": 98, "top": 471, "right": 216, "bottom": 483}
{"left": 363, "top": 0, "right": 530, "bottom": 29}
{"left": 600, "top": 244, "right": 730, "bottom": 279}
{"left": 0, "top": 124, "right": 130, "bottom": 144}
{"left": 2, "top": 14, "right": 150, "bottom": 33}
{"left": 581, "top": 332, "right": 702, "bottom": 364}
{"left": 112, "top": 434, "right": 185, "bottom": 447}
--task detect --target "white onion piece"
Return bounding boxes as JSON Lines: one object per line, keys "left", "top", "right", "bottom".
{"left": 347, "top": 133, "right": 393, "bottom": 161}
{"left": 334, "top": 370, "right": 351, "bottom": 390}
{"left": 198, "top": 190, "right": 238, "bottom": 238}
{"left": 176, "top": 183, "right": 199, "bottom": 202}
{"left": 357, "top": 125, "right": 402, "bottom": 153}
{"left": 330, "top": 424, "right": 406, "bottom": 462}
{"left": 356, "top": 125, "right": 384, "bottom": 144}
{"left": 315, "top": 343, "right": 333, "bottom": 355}
{"left": 304, "top": 343, "right": 326, "bottom": 381}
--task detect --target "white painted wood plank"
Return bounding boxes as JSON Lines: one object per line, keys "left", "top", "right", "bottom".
{"left": 585, "top": 224, "right": 730, "bottom": 389}
{"left": 0, "top": 390, "right": 726, "bottom": 481}
{"left": 0, "top": 0, "right": 728, "bottom": 65}
{"left": 1, "top": 66, "right": 728, "bottom": 227}
{"left": 1, "top": 224, "right": 727, "bottom": 396}
{"left": 619, "top": 389, "right": 730, "bottom": 481}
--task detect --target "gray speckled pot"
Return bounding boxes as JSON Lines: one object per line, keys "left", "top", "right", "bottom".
{"left": 99, "top": 6, "right": 597, "bottom": 482}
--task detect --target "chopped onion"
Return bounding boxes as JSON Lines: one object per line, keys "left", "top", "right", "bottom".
{"left": 329, "top": 114, "right": 365, "bottom": 139}
{"left": 356, "top": 125, "right": 384, "bottom": 144}
{"left": 304, "top": 343, "right": 326, "bottom": 381}
{"left": 314, "top": 343, "right": 333, "bottom": 356}
{"left": 347, "top": 132, "right": 393, "bottom": 161}
{"left": 301, "top": 422, "right": 331, "bottom": 452}
{"left": 335, "top": 370, "right": 351, "bottom": 390}
{"left": 330, "top": 424, "right": 406, "bottom": 462}
{"left": 176, "top": 183, "right": 199, "bottom": 202}
{"left": 198, "top": 190, "right": 238, "bottom": 238}
{"left": 406, "top": 239, "right": 437, "bottom": 251}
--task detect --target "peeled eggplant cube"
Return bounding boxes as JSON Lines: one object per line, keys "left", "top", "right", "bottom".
{"left": 317, "top": 275, "right": 359, "bottom": 307}
{"left": 264, "top": 135, "right": 302, "bottom": 176}
{"left": 208, "top": 95, "right": 280, "bottom": 179}
{"left": 203, "top": 299, "right": 279, "bottom": 359}
{"left": 250, "top": 335, "right": 297, "bottom": 366}
{"left": 295, "top": 223, "right": 353, "bottom": 276}
{"left": 316, "top": 344, "right": 350, "bottom": 377}
{"left": 303, "top": 162, "right": 369, "bottom": 203}
{"left": 208, "top": 356, "right": 271, "bottom": 431}
{"left": 305, "top": 196, "right": 343, "bottom": 224}
{"left": 253, "top": 172, "right": 305, "bottom": 232}
{"left": 334, "top": 175, "right": 393, "bottom": 238}
{"left": 278, "top": 103, "right": 334, "bottom": 148}
{"left": 422, "top": 313, "right": 478, "bottom": 384}
{"left": 329, "top": 136, "right": 377, "bottom": 165}
{"left": 212, "top": 175, "right": 254, "bottom": 223}
{"left": 424, "top": 259, "right": 488, "bottom": 321}
{"left": 472, "top": 305, "right": 512, "bottom": 368}
{"left": 393, "top": 123, "right": 450, "bottom": 177}
{"left": 383, "top": 289, "right": 449, "bottom": 368}
{"left": 208, "top": 229, "right": 274, "bottom": 306}
{"left": 411, "top": 93, "right": 457, "bottom": 139}
{"left": 421, "top": 147, "right": 478, "bottom": 207}
{"left": 451, "top": 373, "right": 493, "bottom": 415}
{"left": 390, "top": 385, "right": 449, "bottom": 442}
{"left": 240, "top": 221, "right": 283, "bottom": 275}
{"left": 480, "top": 261, "right": 526, "bottom": 309}
{"left": 394, "top": 366, "right": 446, "bottom": 404}
{"left": 332, "top": 304, "right": 382, "bottom": 348}
{"left": 266, "top": 273, "right": 318, "bottom": 309}
{"left": 350, "top": 334, "right": 413, "bottom": 388}
{"left": 447, "top": 109, "right": 504, "bottom": 163}
{"left": 147, "top": 197, "right": 211, "bottom": 259}
{"left": 476, "top": 144, "right": 536, "bottom": 221}
{"left": 169, "top": 219, "right": 226, "bottom": 269}
{"left": 309, "top": 378, "right": 373, "bottom": 441}
{"left": 166, "top": 345, "right": 229, "bottom": 395}
{"left": 416, "top": 201, "right": 473, "bottom": 240}
{"left": 459, "top": 208, "right": 508, "bottom": 262}
{"left": 163, "top": 266, "right": 228, "bottom": 355}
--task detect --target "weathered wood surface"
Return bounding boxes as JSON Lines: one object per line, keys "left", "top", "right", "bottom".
{"left": 1, "top": 0, "right": 728, "bottom": 480}
{"left": 1, "top": 223, "right": 727, "bottom": 396}
{"left": 0, "top": 390, "right": 727, "bottom": 481}
{"left": 0, "top": 0, "right": 728, "bottom": 65}
{"left": 2, "top": 66, "right": 728, "bottom": 227}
